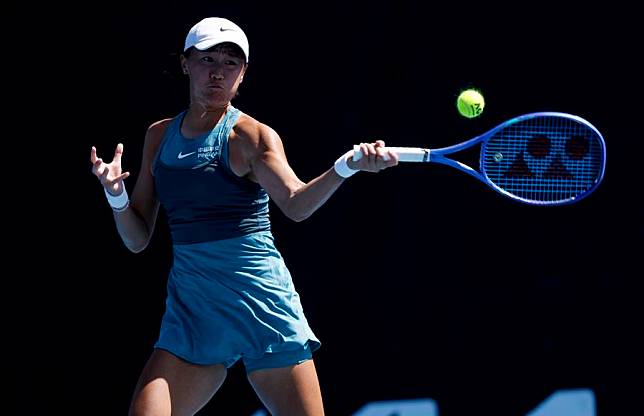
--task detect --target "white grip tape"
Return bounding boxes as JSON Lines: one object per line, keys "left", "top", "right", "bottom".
{"left": 352, "top": 146, "right": 430, "bottom": 162}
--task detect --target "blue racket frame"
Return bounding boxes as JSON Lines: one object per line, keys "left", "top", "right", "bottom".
{"left": 353, "top": 112, "right": 606, "bottom": 205}
{"left": 428, "top": 112, "right": 606, "bottom": 205}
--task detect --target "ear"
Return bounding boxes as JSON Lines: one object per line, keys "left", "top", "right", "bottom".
{"left": 180, "top": 55, "right": 189, "bottom": 75}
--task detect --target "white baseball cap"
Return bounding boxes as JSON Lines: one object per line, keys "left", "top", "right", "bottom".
{"left": 184, "top": 17, "right": 249, "bottom": 63}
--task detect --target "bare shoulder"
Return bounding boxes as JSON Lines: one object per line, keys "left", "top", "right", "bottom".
{"left": 147, "top": 118, "right": 173, "bottom": 143}
{"left": 232, "top": 113, "right": 281, "bottom": 151}
{"left": 142, "top": 118, "right": 173, "bottom": 157}
{"left": 229, "top": 113, "right": 284, "bottom": 178}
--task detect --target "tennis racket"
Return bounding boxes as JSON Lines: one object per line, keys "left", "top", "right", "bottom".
{"left": 353, "top": 112, "right": 606, "bottom": 205}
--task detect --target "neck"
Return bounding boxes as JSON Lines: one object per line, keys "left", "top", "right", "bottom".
{"left": 185, "top": 103, "right": 229, "bottom": 130}
{"left": 181, "top": 103, "right": 229, "bottom": 138}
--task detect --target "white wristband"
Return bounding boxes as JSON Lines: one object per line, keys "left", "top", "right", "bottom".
{"left": 104, "top": 184, "right": 129, "bottom": 212}
{"left": 334, "top": 150, "right": 359, "bottom": 178}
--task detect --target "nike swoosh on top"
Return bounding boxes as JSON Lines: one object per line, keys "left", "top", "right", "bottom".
{"left": 220, "top": 27, "right": 235, "bottom": 32}
{"left": 177, "top": 151, "right": 196, "bottom": 159}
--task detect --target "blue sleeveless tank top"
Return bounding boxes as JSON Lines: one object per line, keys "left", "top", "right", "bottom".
{"left": 153, "top": 106, "right": 270, "bottom": 244}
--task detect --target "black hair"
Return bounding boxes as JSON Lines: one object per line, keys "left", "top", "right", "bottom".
{"left": 182, "top": 42, "right": 246, "bottom": 62}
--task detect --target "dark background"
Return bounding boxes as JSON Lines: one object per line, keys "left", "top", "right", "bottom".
{"left": 10, "top": 1, "right": 642, "bottom": 415}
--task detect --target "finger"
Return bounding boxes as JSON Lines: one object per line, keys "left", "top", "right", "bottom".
{"left": 115, "top": 172, "right": 130, "bottom": 182}
{"left": 360, "top": 144, "right": 375, "bottom": 169}
{"left": 90, "top": 146, "right": 98, "bottom": 164}
{"left": 93, "top": 158, "right": 104, "bottom": 176}
{"left": 374, "top": 140, "right": 385, "bottom": 148}
{"left": 358, "top": 143, "right": 370, "bottom": 163}
{"left": 368, "top": 145, "right": 378, "bottom": 166}
{"left": 359, "top": 143, "right": 379, "bottom": 169}
{"left": 99, "top": 166, "right": 110, "bottom": 182}
{"left": 373, "top": 146, "right": 389, "bottom": 164}
{"left": 387, "top": 150, "right": 399, "bottom": 165}
{"left": 364, "top": 143, "right": 377, "bottom": 160}
{"left": 113, "top": 143, "right": 124, "bottom": 165}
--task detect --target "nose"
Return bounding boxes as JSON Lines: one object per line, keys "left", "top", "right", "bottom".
{"left": 209, "top": 66, "right": 224, "bottom": 80}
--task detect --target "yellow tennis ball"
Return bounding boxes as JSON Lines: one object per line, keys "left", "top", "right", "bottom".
{"left": 456, "top": 89, "right": 485, "bottom": 118}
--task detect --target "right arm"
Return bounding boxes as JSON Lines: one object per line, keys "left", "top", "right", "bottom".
{"left": 90, "top": 120, "right": 169, "bottom": 253}
{"left": 229, "top": 119, "right": 398, "bottom": 222}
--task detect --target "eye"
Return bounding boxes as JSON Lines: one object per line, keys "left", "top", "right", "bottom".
{"left": 201, "top": 56, "right": 214, "bottom": 63}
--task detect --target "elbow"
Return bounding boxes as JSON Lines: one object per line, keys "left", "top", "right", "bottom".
{"left": 123, "top": 235, "right": 151, "bottom": 254}
{"left": 280, "top": 189, "right": 315, "bottom": 222}
{"left": 289, "top": 212, "right": 310, "bottom": 223}
{"left": 117, "top": 217, "right": 154, "bottom": 253}
{"left": 282, "top": 205, "right": 311, "bottom": 223}
{"left": 127, "top": 243, "right": 147, "bottom": 254}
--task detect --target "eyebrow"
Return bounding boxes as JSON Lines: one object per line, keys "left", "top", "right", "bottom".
{"left": 203, "top": 45, "right": 244, "bottom": 59}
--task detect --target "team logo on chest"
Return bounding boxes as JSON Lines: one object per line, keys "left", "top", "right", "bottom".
{"left": 198, "top": 145, "right": 219, "bottom": 160}
{"left": 190, "top": 144, "right": 221, "bottom": 172}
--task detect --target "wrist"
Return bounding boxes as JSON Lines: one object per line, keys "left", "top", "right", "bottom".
{"left": 104, "top": 184, "right": 129, "bottom": 212}
{"left": 333, "top": 150, "right": 358, "bottom": 178}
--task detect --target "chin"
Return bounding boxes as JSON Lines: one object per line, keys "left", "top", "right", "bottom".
{"left": 204, "top": 91, "right": 233, "bottom": 105}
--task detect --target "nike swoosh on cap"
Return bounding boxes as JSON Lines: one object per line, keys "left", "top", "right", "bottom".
{"left": 177, "top": 151, "right": 196, "bottom": 159}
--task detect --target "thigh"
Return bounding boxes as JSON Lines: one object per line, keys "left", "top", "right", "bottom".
{"left": 247, "top": 360, "right": 324, "bottom": 416}
{"left": 129, "top": 349, "right": 227, "bottom": 416}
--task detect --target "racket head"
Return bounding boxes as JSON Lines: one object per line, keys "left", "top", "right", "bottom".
{"left": 480, "top": 112, "right": 606, "bottom": 205}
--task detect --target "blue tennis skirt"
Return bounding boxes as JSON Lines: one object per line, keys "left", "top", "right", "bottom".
{"left": 154, "top": 231, "right": 320, "bottom": 368}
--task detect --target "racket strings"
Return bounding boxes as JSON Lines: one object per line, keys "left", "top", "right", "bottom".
{"left": 483, "top": 115, "right": 604, "bottom": 203}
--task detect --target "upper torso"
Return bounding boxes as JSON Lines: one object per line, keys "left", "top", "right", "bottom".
{"left": 152, "top": 106, "right": 271, "bottom": 244}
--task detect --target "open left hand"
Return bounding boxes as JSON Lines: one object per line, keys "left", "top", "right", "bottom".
{"left": 90, "top": 143, "right": 131, "bottom": 195}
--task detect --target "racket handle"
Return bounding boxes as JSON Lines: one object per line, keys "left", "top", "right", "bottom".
{"left": 352, "top": 146, "right": 430, "bottom": 162}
